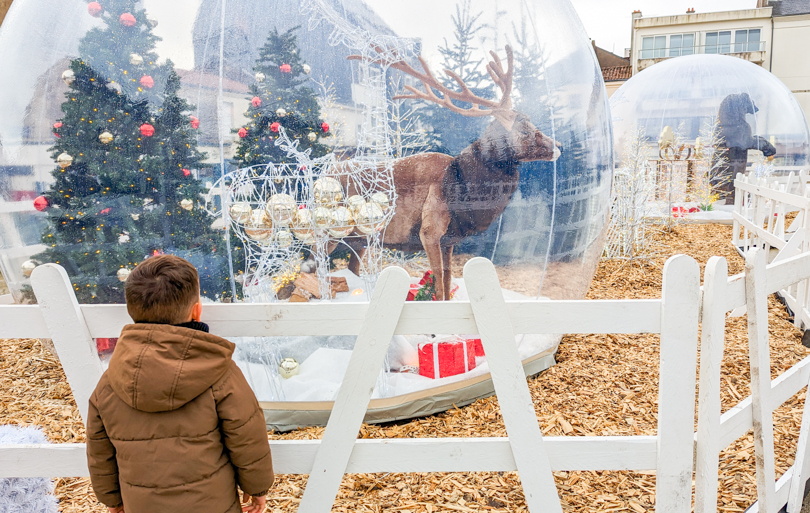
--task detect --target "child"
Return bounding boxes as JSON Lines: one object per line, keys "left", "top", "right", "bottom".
{"left": 86, "top": 255, "right": 274, "bottom": 513}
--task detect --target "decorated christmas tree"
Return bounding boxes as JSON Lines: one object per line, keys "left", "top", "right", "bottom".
{"left": 28, "top": 0, "right": 230, "bottom": 303}
{"left": 232, "top": 27, "right": 331, "bottom": 169}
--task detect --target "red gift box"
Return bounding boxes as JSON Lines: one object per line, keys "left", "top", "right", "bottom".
{"left": 418, "top": 337, "right": 476, "bottom": 379}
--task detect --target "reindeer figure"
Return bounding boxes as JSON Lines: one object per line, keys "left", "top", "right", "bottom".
{"left": 337, "top": 45, "right": 561, "bottom": 300}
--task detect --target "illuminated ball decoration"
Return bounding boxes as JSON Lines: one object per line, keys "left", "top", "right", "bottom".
{"left": 119, "top": 13, "right": 136, "bottom": 27}
{"left": 139, "top": 123, "right": 155, "bottom": 137}
{"left": 21, "top": 260, "right": 37, "bottom": 278}
{"left": 116, "top": 268, "right": 131, "bottom": 283}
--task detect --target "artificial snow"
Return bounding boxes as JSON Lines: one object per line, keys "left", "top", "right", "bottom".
{"left": 0, "top": 426, "right": 58, "bottom": 513}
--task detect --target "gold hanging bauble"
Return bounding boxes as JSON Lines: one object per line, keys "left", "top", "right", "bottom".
{"left": 229, "top": 202, "right": 252, "bottom": 223}
{"left": 313, "top": 206, "right": 332, "bottom": 229}
{"left": 355, "top": 202, "right": 384, "bottom": 235}
{"left": 57, "top": 152, "right": 74, "bottom": 169}
{"left": 279, "top": 357, "right": 300, "bottom": 378}
{"left": 345, "top": 194, "right": 365, "bottom": 215}
{"left": 307, "top": 132, "right": 317, "bottom": 142}
{"left": 116, "top": 268, "right": 131, "bottom": 283}
{"left": 61, "top": 69, "right": 75, "bottom": 86}
{"left": 276, "top": 230, "right": 294, "bottom": 248}
{"left": 328, "top": 206, "right": 355, "bottom": 238}
{"left": 180, "top": 198, "right": 194, "bottom": 211}
{"left": 244, "top": 211, "right": 273, "bottom": 242}
{"left": 129, "top": 53, "right": 144, "bottom": 66}
{"left": 313, "top": 177, "right": 343, "bottom": 206}
{"left": 291, "top": 208, "right": 314, "bottom": 243}
{"left": 302, "top": 64, "right": 311, "bottom": 75}
{"left": 370, "top": 192, "right": 390, "bottom": 212}
{"left": 267, "top": 194, "right": 296, "bottom": 226}
{"left": 255, "top": 72, "right": 266, "bottom": 82}
{"left": 21, "top": 260, "right": 37, "bottom": 278}
{"left": 99, "top": 131, "right": 114, "bottom": 144}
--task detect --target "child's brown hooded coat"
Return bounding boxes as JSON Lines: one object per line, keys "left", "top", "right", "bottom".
{"left": 86, "top": 323, "right": 274, "bottom": 513}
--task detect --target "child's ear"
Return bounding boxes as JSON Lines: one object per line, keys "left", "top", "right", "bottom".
{"left": 191, "top": 300, "right": 203, "bottom": 322}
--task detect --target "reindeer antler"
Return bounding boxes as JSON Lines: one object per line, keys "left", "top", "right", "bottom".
{"left": 348, "top": 46, "right": 514, "bottom": 118}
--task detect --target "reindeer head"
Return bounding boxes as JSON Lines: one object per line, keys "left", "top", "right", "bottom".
{"left": 359, "top": 44, "right": 562, "bottom": 163}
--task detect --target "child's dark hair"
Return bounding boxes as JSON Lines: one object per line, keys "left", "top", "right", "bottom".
{"left": 124, "top": 255, "right": 199, "bottom": 324}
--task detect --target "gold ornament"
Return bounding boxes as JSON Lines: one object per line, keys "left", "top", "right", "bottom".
{"left": 244, "top": 211, "right": 273, "bottom": 242}
{"left": 275, "top": 108, "right": 287, "bottom": 117}
{"left": 291, "top": 208, "right": 314, "bottom": 243}
{"left": 313, "top": 207, "right": 332, "bottom": 229}
{"left": 266, "top": 194, "right": 296, "bottom": 226}
{"left": 21, "top": 260, "right": 37, "bottom": 278}
{"left": 229, "top": 202, "right": 252, "bottom": 223}
{"left": 57, "top": 152, "right": 74, "bottom": 169}
{"left": 255, "top": 72, "right": 266, "bottom": 82}
{"left": 345, "top": 194, "right": 365, "bottom": 215}
{"left": 302, "top": 64, "right": 311, "bottom": 74}
{"left": 307, "top": 132, "right": 317, "bottom": 142}
{"left": 61, "top": 69, "right": 75, "bottom": 85}
{"left": 99, "top": 131, "right": 114, "bottom": 144}
{"left": 129, "top": 53, "right": 144, "bottom": 66}
{"left": 180, "top": 198, "right": 194, "bottom": 211}
{"left": 279, "top": 357, "right": 300, "bottom": 379}
{"left": 370, "top": 192, "right": 390, "bottom": 212}
{"left": 116, "top": 268, "right": 131, "bottom": 283}
{"left": 276, "top": 230, "right": 294, "bottom": 248}
{"left": 313, "top": 177, "right": 343, "bottom": 206}
{"left": 328, "top": 206, "right": 354, "bottom": 238}
{"left": 355, "top": 202, "right": 384, "bottom": 235}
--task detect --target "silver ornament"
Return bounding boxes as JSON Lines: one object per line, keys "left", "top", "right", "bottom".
{"left": 279, "top": 357, "right": 300, "bottom": 378}
{"left": 275, "top": 108, "right": 287, "bottom": 117}
{"left": 307, "top": 132, "right": 317, "bottom": 142}
{"left": 328, "top": 206, "right": 354, "bottom": 238}
{"left": 229, "top": 202, "right": 252, "bottom": 223}
{"left": 255, "top": 72, "right": 266, "bottom": 82}
{"left": 117, "top": 268, "right": 131, "bottom": 283}
{"left": 266, "top": 194, "right": 296, "bottom": 226}
{"left": 313, "top": 177, "right": 343, "bottom": 206}
{"left": 21, "top": 260, "right": 37, "bottom": 278}
{"left": 180, "top": 199, "right": 194, "bottom": 211}
{"left": 355, "top": 202, "right": 384, "bottom": 235}
{"left": 129, "top": 53, "right": 144, "bottom": 66}
{"left": 302, "top": 64, "right": 311, "bottom": 74}
{"left": 62, "top": 69, "right": 75, "bottom": 86}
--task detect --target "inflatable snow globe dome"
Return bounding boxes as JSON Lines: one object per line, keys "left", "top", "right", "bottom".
{"left": 611, "top": 54, "right": 810, "bottom": 200}
{"left": 0, "top": 0, "right": 612, "bottom": 427}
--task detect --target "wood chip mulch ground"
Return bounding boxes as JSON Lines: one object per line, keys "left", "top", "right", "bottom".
{"left": 1, "top": 223, "right": 808, "bottom": 512}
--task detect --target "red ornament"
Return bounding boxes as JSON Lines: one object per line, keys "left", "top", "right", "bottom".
{"left": 321, "top": 122, "right": 329, "bottom": 133}
{"left": 53, "top": 122, "right": 62, "bottom": 138}
{"left": 270, "top": 122, "right": 280, "bottom": 133}
{"left": 139, "top": 75, "right": 154, "bottom": 89}
{"left": 100, "top": 207, "right": 111, "bottom": 215}
{"left": 140, "top": 123, "right": 155, "bottom": 137}
{"left": 33, "top": 196, "right": 49, "bottom": 212}
{"left": 251, "top": 96, "right": 262, "bottom": 108}
{"left": 87, "top": 2, "right": 103, "bottom": 17}
{"left": 119, "top": 12, "right": 136, "bottom": 27}
{"left": 279, "top": 63, "right": 292, "bottom": 73}
{"left": 182, "top": 168, "right": 191, "bottom": 177}
{"left": 189, "top": 116, "right": 200, "bottom": 129}
{"left": 238, "top": 127, "right": 248, "bottom": 138}
{"left": 95, "top": 338, "right": 118, "bottom": 353}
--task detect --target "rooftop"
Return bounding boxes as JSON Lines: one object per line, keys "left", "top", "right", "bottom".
{"left": 602, "top": 65, "right": 633, "bottom": 82}
{"left": 769, "top": 0, "right": 810, "bottom": 16}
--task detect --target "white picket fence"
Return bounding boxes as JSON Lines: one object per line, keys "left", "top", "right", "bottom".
{"left": 733, "top": 170, "right": 810, "bottom": 329}
{"left": 0, "top": 251, "right": 809, "bottom": 512}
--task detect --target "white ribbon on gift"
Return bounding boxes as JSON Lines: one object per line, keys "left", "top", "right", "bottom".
{"left": 431, "top": 337, "right": 469, "bottom": 379}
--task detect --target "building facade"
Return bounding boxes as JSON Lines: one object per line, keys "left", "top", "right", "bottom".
{"left": 629, "top": 0, "right": 810, "bottom": 123}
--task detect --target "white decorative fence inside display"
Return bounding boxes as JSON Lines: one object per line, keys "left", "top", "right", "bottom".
{"left": 1, "top": 252, "right": 810, "bottom": 512}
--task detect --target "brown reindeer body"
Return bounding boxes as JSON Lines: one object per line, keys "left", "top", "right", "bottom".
{"left": 336, "top": 46, "right": 561, "bottom": 300}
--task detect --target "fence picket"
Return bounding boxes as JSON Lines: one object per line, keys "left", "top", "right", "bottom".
{"left": 746, "top": 248, "right": 777, "bottom": 512}
{"left": 695, "top": 256, "right": 729, "bottom": 513}
{"left": 464, "top": 257, "right": 562, "bottom": 513}
{"left": 787, "top": 372, "right": 810, "bottom": 512}
{"left": 297, "top": 266, "right": 410, "bottom": 513}
{"left": 29, "top": 264, "right": 103, "bottom": 422}
{"left": 657, "top": 255, "right": 701, "bottom": 513}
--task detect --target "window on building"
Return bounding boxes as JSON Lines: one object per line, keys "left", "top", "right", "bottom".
{"left": 734, "top": 29, "right": 761, "bottom": 52}
{"left": 705, "top": 31, "right": 732, "bottom": 54}
{"left": 641, "top": 35, "right": 667, "bottom": 59}
{"left": 669, "top": 34, "right": 696, "bottom": 57}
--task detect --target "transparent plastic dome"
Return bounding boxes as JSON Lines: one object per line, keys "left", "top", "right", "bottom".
{"left": 0, "top": 0, "right": 611, "bottom": 426}
{"left": 611, "top": 54, "right": 810, "bottom": 181}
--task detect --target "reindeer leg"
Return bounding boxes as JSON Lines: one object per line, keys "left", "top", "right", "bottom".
{"left": 420, "top": 187, "right": 451, "bottom": 300}
{"left": 441, "top": 245, "right": 454, "bottom": 300}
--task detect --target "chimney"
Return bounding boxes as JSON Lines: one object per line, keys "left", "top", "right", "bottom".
{"left": 632, "top": 9, "right": 642, "bottom": 18}
{"left": 686, "top": 7, "right": 695, "bottom": 14}
{"left": 756, "top": 0, "right": 769, "bottom": 7}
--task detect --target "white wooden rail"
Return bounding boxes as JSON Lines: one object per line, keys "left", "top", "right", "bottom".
{"left": 0, "top": 256, "right": 702, "bottom": 512}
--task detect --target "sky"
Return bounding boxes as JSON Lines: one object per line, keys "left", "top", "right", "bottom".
{"left": 568, "top": 0, "right": 760, "bottom": 55}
